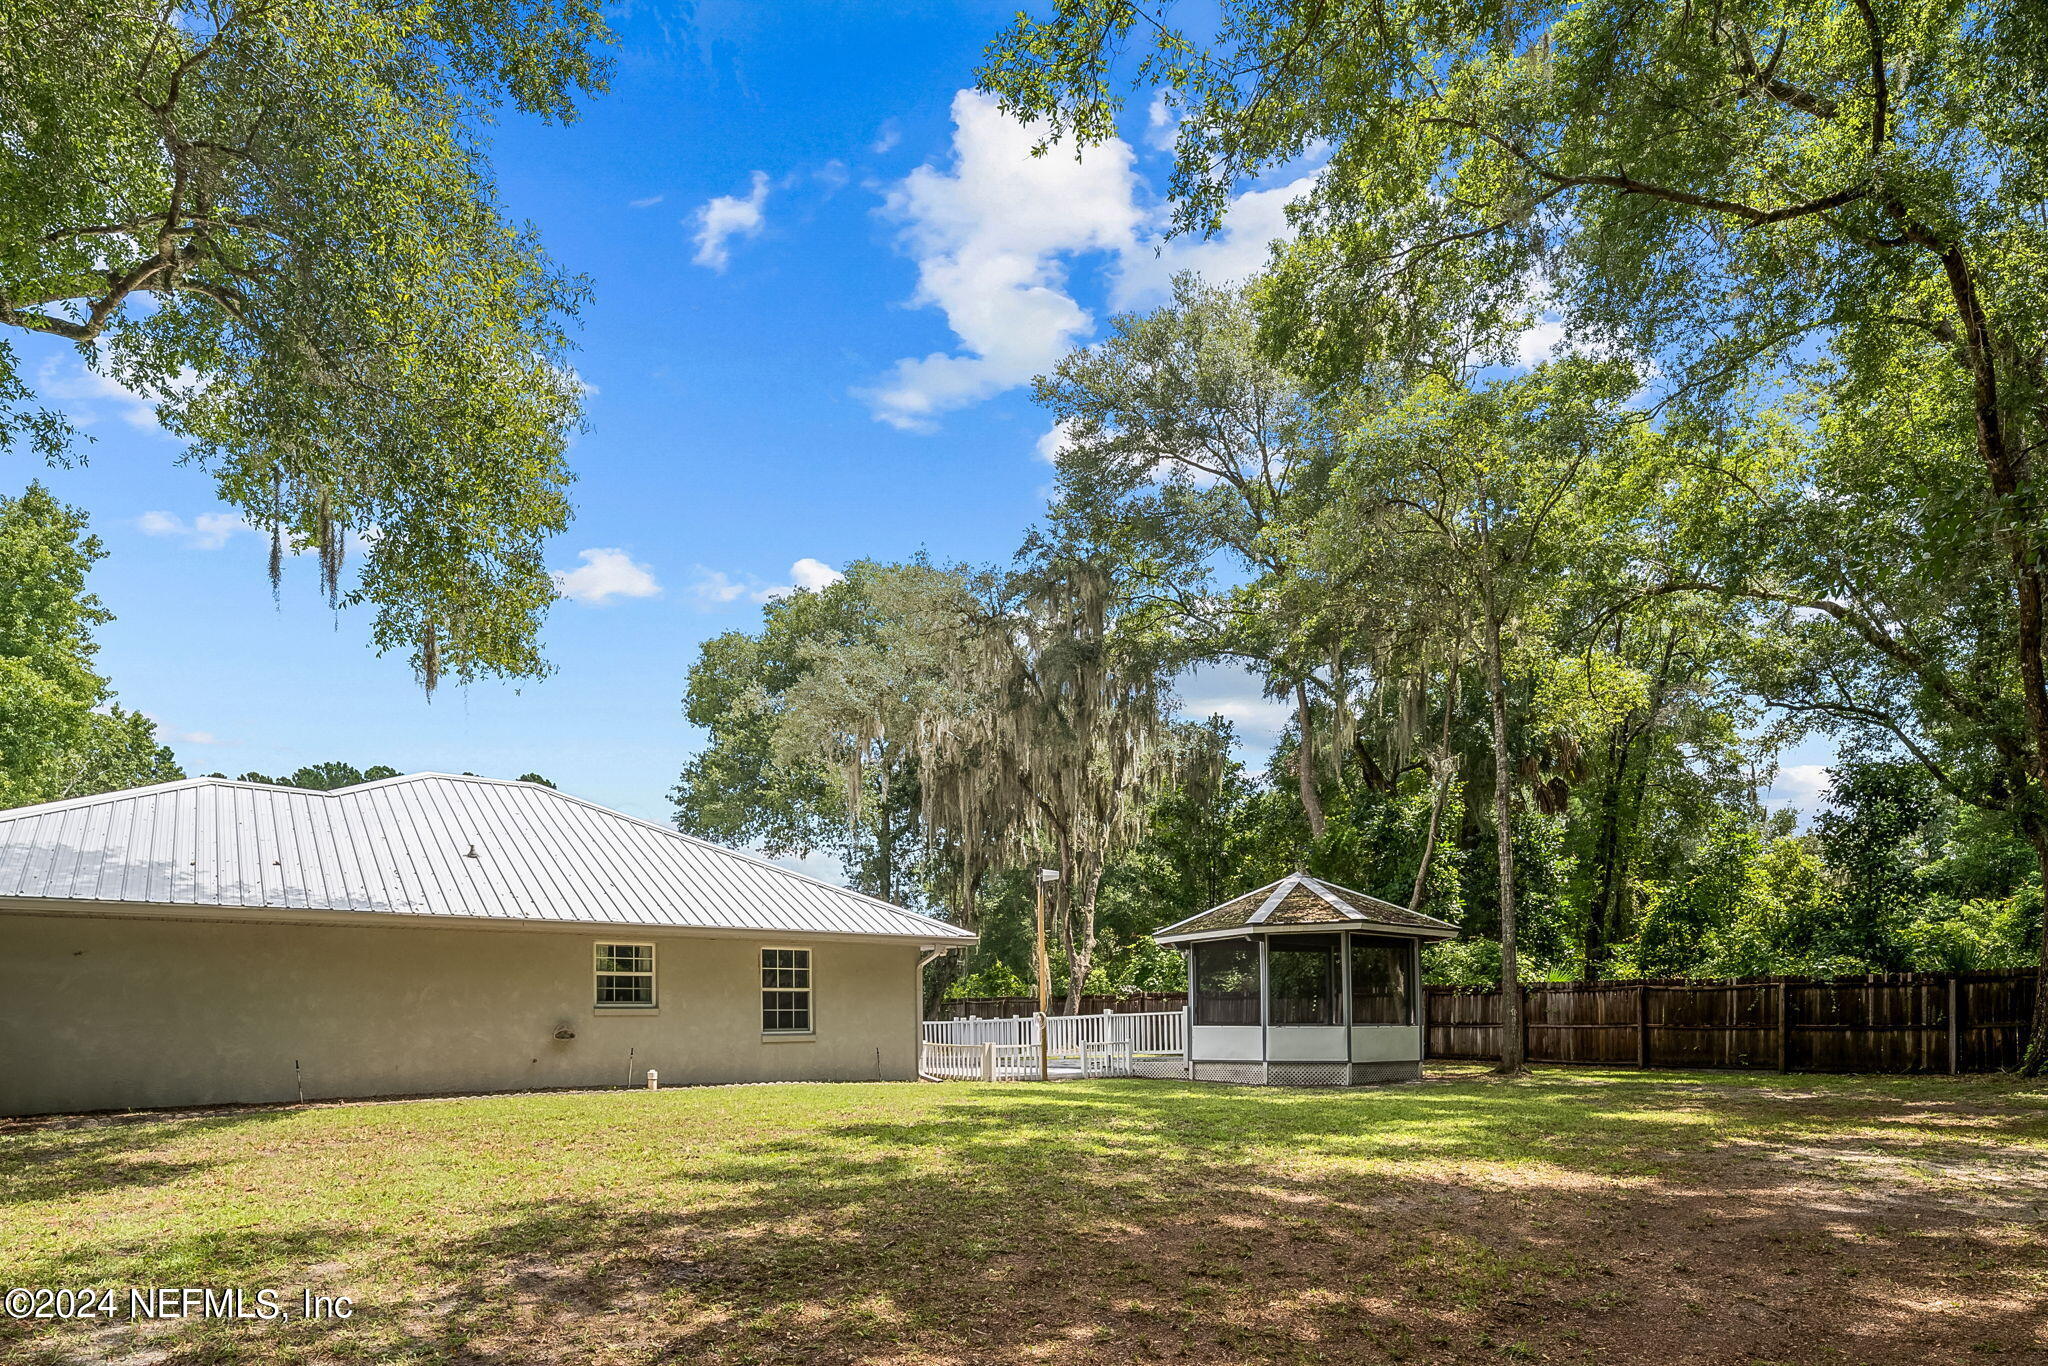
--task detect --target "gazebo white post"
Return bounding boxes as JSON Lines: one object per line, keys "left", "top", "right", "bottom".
{"left": 1183, "top": 946, "right": 1196, "bottom": 1080}
{"left": 1341, "top": 930, "right": 1354, "bottom": 1081}
{"left": 1258, "top": 934, "right": 1271, "bottom": 1086}
{"left": 1412, "top": 937, "right": 1425, "bottom": 1066}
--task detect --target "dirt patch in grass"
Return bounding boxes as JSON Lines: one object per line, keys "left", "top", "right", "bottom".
{"left": 1, "top": 1068, "right": 2042, "bottom": 1365}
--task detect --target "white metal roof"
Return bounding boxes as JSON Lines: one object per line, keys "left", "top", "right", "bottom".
{"left": 0, "top": 773, "right": 974, "bottom": 943}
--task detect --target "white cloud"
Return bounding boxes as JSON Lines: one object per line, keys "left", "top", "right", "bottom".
{"left": 1109, "top": 174, "right": 1312, "bottom": 312}
{"left": 689, "top": 558, "right": 845, "bottom": 608}
{"left": 629, "top": 194, "right": 665, "bottom": 209}
{"left": 1144, "top": 91, "right": 1182, "bottom": 152}
{"left": 1176, "top": 662, "right": 1295, "bottom": 750}
{"left": 1034, "top": 419, "right": 1076, "bottom": 466}
{"left": 137, "top": 510, "right": 252, "bottom": 550}
{"left": 691, "top": 171, "right": 771, "bottom": 271}
{"left": 139, "top": 711, "right": 223, "bottom": 746}
{"left": 787, "top": 557, "right": 844, "bottom": 592}
{"left": 860, "top": 91, "right": 1315, "bottom": 431}
{"left": 870, "top": 120, "right": 901, "bottom": 154}
{"left": 1764, "top": 763, "right": 1832, "bottom": 811}
{"left": 859, "top": 90, "right": 1145, "bottom": 432}
{"left": 37, "top": 358, "right": 170, "bottom": 431}
{"left": 552, "top": 548, "right": 661, "bottom": 605}
{"left": 689, "top": 568, "right": 752, "bottom": 606}
{"left": 1515, "top": 318, "right": 1567, "bottom": 368}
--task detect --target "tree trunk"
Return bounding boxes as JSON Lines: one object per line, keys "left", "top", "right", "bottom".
{"left": 2022, "top": 818, "right": 2048, "bottom": 1076}
{"left": 1923, "top": 240, "right": 2048, "bottom": 1074}
{"left": 1061, "top": 859, "right": 1104, "bottom": 1015}
{"left": 1580, "top": 728, "right": 1631, "bottom": 982}
{"left": 1409, "top": 767, "right": 1449, "bottom": 914}
{"left": 1409, "top": 664, "right": 1459, "bottom": 913}
{"left": 1485, "top": 598, "right": 1525, "bottom": 1073}
{"left": 875, "top": 772, "right": 895, "bottom": 906}
{"left": 1295, "top": 677, "right": 1326, "bottom": 840}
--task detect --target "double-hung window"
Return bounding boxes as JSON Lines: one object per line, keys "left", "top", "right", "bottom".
{"left": 761, "top": 947, "right": 812, "bottom": 1034}
{"left": 595, "top": 943, "right": 656, "bottom": 1008}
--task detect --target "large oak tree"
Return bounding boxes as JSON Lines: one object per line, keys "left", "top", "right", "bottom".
{"left": 1, "top": 0, "right": 611, "bottom": 687}
{"left": 983, "top": 0, "right": 2048, "bottom": 1069}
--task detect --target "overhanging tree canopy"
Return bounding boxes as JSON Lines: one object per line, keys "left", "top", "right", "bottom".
{"left": 981, "top": 0, "right": 2048, "bottom": 1069}
{"left": 0, "top": 0, "right": 612, "bottom": 688}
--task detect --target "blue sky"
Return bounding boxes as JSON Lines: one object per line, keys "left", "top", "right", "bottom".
{"left": 15, "top": 1, "right": 1831, "bottom": 841}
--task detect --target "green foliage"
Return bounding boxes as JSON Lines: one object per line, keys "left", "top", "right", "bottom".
{"left": 0, "top": 483, "right": 107, "bottom": 806}
{"left": 1, "top": 1, "right": 613, "bottom": 687}
{"left": 0, "top": 483, "right": 182, "bottom": 807}
{"left": 983, "top": 0, "right": 2048, "bottom": 1069}
{"left": 57, "top": 706, "right": 183, "bottom": 799}
{"left": 1896, "top": 894, "right": 2038, "bottom": 975}
{"left": 672, "top": 560, "right": 971, "bottom": 907}
{"left": 234, "top": 762, "right": 399, "bottom": 790}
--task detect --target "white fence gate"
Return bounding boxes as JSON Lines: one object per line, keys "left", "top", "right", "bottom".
{"left": 917, "top": 1040, "right": 1043, "bottom": 1081}
{"left": 920, "top": 1009, "right": 1183, "bottom": 1081}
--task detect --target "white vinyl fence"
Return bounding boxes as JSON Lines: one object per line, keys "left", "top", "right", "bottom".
{"left": 920, "top": 1009, "right": 1183, "bottom": 1081}
{"left": 917, "top": 1040, "right": 1043, "bottom": 1081}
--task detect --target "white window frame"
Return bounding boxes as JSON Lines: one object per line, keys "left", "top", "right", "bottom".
{"left": 760, "top": 946, "right": 813, "bottom": 1035}
{"left": 594, "top": 941, "right": 657, "bottom": 1010}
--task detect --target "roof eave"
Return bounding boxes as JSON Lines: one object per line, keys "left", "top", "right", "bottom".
{"left": 1154, "top": 921, "right": 1461, "bottom": 946}
{"left": 0, "top": 896, "right": 977, "bottom": 945}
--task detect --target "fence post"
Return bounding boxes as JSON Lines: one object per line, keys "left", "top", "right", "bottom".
{"left": 1776, "top": 980, "right": 1791, "bottom": 1073}
{"left": 1635, "top": 984, "right": 1650, "bottom": 1069}
{"left": 1035, "top": 1010, "right": 1049, "bottom": 1082}
{"left": 980, "top": 1042, "right": 996, "bottom": 1082}
{"left": 1947, "top": 975, "right": 1961, "bottom": 1075}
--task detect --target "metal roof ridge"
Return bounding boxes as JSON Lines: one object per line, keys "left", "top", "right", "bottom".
{"left": 355, "top": 774, "right": 973, "bottom": 940}
{"left": 1299, "top": 875, "right": 1369, "bottom": 920}
{"left": 0, "top": 775, "right": 220, "bottom": 823}
{"left": 1245, "top": 873, "right": 1306, "bottom": 925}
{"left": 0, "top": 773, "right": 973, "bottom": 941}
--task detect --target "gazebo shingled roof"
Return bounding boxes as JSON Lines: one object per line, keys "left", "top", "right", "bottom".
{"left": 1154, "top": 872, "right": 1458, "bottom": 942}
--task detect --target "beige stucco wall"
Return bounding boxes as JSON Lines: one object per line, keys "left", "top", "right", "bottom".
{"left": 0, "top": 909, "right": 924, "bottom": 1116}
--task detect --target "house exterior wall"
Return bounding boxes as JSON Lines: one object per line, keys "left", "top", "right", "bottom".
{"left": 0, "top": 910, "right": 923, "bottom": 1117}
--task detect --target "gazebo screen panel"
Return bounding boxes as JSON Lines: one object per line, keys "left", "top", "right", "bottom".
{"left": 1352, "top": 934, "right": 1415, "bottom": 1025}
{"left": 1269, "top": 932, "right": 1342, "bottom": 1025}
{"left": 1193, "top": 939, "right": 1261, "bottom": 1025}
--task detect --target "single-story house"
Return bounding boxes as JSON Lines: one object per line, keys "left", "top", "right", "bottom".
{"left": 1154, "top": 872, "right": 1458, "bottom": 1085}
{"left": 0, "top": 773, "right": 973, "bottom": 1117}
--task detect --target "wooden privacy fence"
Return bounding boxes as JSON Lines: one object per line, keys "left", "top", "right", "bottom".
{"left": 1428, "top": 969, "right": 2038, "bottom": 1073}
{"left": 937, "top": 969, "right": 2038, "bottom": 1074}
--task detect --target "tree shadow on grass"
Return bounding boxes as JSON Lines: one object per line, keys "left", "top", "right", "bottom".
{"left": 386, "top": 1079, "right": 2048, "bottom": 1365}
{"left": 0, "top": 1109, "right": 291, "bottom": 1208}
{"left": 4, "top": 1075, "right": 2044, "bottom": 1364}
{"left": 0, "top": 1221, "right": 384, "bottom": 1366}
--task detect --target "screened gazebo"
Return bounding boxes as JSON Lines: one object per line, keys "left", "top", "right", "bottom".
{"left": 1153, "top": 873, "right": 1458, "bottom": 1086}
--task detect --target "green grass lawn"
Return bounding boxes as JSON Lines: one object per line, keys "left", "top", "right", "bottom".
{"left": 2, "top": 1067, "right": 2044, "bottom": 1365}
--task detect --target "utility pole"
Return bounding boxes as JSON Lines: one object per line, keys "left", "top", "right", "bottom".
{"left": 1035, "top": 867, "right": 1059, "bottom": 1081}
